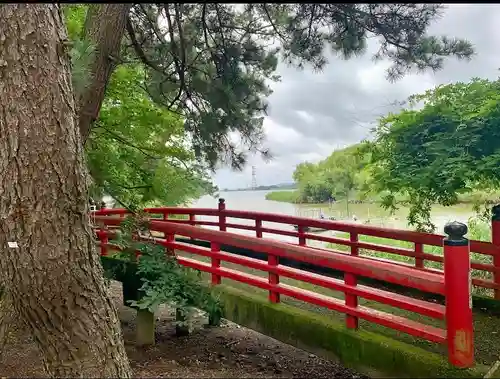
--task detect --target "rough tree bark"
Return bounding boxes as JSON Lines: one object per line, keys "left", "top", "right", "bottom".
{"left": 78, "top": 3, "right": 131, "bottom": 142}
{"left": 0, "top": 292, "right": 15, "bottom": 360}
{"left": 0, "top": 4, "right": 132, "bottom": 377}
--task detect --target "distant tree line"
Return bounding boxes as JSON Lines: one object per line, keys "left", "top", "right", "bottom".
{"left": 292, "top": 144, "right": 372, "bottom": 204}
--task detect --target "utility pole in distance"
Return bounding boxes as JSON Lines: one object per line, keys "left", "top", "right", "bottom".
{"left": 251, "top": 166, "right": 257, "bottom": 190}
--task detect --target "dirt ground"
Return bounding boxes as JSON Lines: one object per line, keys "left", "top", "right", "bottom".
{"left": 0, "top": 281, "right": 366, "bottom": 378}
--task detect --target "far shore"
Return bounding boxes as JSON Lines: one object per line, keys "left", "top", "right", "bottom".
{"left": 264, "top": 189, "right": 500, "bottom": 207}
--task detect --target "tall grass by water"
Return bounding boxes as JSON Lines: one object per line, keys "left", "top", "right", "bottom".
{"left": 265, "top": 190, "right": 301, "bottom": 203}
{"left": 266, "top": 189, "right": 500, "bottom": 205}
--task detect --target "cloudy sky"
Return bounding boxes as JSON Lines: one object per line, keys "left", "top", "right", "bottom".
{"left": 214, "top": 4, "right": 500, "bottom": 190}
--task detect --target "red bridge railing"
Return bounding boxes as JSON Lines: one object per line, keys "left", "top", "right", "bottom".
{"left": 93, "top": 199, "right": 500, "bottom": 299}
{"left": 90, "top": 199, "right": 490, "bottom": 368}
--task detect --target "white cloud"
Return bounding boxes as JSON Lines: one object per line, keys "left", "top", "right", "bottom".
{"left": 356, "top": 61, "right": 392, "bottom": 93}
{"left": 263, "top": 118, "right": 302, "bottom": 143}
{"left": 295, "top": 110, "right": 315, "bottom": 125}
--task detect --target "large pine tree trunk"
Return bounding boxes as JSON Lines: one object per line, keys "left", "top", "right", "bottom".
{"left": 78, "top": 4, "right": 131, "bottom": 142}
{"left": 0, "top": 5, "right": 132, "bottom": 377}
{"left": 0, "top": 292, "right": 15, "bottom": 360}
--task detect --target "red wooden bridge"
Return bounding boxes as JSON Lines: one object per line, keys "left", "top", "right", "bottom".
{"left": 92, "top": 199, "right": 500, "bottom": 370}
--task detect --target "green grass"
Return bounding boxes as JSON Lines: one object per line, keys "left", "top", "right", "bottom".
{"left": 265, "top": 190, "right": 301, "bottom": 203}
{"left": 147, "top": 213, "right": 189, "bottom": 220}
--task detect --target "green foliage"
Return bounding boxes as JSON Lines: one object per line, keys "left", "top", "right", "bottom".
{"left": 127, "top": 3, "right": 473, "bottom": 170}
{"left": 369, "top": 78, "right": 500, "bottom": 231}
{"left": 292, "top": 144, "right": 372, "bottom": 204}
{"left": 130, "top": 243, "right": 222, "bottom": 329}
{"left": 322, "top": 145, "right": 371, "bottom": 201}
{"left": 69, "top": 38, "right": 94, "bottom": 96}
{"left": 63, "top": 5, "right": 94, "bottom": 96}
{"left": 85, "top": 64, "right": 216, "bottom": 207}
{"left": 63, "top": 5, "right": 216, "bottom": 208}
{"left": 113, "top": 215, "right": 223, "bottom": 329}
{"left": 63, "top": 4, "right": 86, "bottom": 40}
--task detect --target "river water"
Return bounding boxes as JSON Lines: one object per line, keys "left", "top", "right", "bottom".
{"left": 103, "top": 190, "right": 476, "bottom": 245}
{"left": 191, "top": 190, "right": 476, "bottom": 245}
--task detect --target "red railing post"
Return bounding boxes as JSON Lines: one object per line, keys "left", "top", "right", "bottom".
{"left": 256, "top": 219, "right": 262, "bottom": 238}
{"left": 210, "top": 242, "right": 221, "bottom": 285}
{"left": 166, "top": 233, "right": 175, "bottom": 256}
{"left": 415, "top": 242, "right": 424, "bottom": 269}
{"left": 218, "top": 198, "right": 226, "bottom": 232}
{"left": 345, "top": 232, "right": 358, "bottom": 329}
{"left": 189, "top": 213, "right": 196, "bottom": 226}
{"left": 97, "top": 230, "right": 108, "bottom": 256}
{"left": 298, "top": 225, "right": 306, "bottom": 246}
{"left": 268, "top": 254, "right": 280, "bottom": 303}
{"left": 162, "top": 212, "right": 169, "bottom": 239}
{"left": 443, "top": 221, "right": 474, "bottom": 368}
{"left": 189, "top": 213, "right": 196, "bottom": 240}
{"left": 491, "top": 205, "right": 500, "bottom": 300}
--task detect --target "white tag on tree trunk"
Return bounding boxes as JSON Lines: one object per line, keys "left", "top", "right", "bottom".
{"left": 7, "top": 241, "right": 18, "bottom": 248}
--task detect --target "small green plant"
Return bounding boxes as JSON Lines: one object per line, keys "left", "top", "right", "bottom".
{"left": 110, "top": 213, "right": 223, "bottom": 331}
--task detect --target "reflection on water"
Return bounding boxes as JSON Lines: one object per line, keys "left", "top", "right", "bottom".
{"left": 191, "top": 190, "right": 476, "bottom": 246}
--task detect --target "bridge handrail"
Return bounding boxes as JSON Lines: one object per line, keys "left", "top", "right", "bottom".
{"left": 98, "top": 229, "right": 449, "bottom": 342}
{"left": 93, "top": 205, "right": 500, "bottom": 296}
{"left": 95, "top": 215, "right": 445, "bottom": 295}
{"left": 94, "top": 213, "right": 474, "bottom": 368}
{"left": 93, "top": 206, "right": 498, "bottom": 256}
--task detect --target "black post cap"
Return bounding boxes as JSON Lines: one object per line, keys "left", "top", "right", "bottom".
{"left": 492, "top": 204, "right": 500, "bottom": 221}
{"left": 218, "top": 198, "right": 225, "bottom": 204}
{"left": 443, "top": 221, "right": 468, "bottom": 246}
